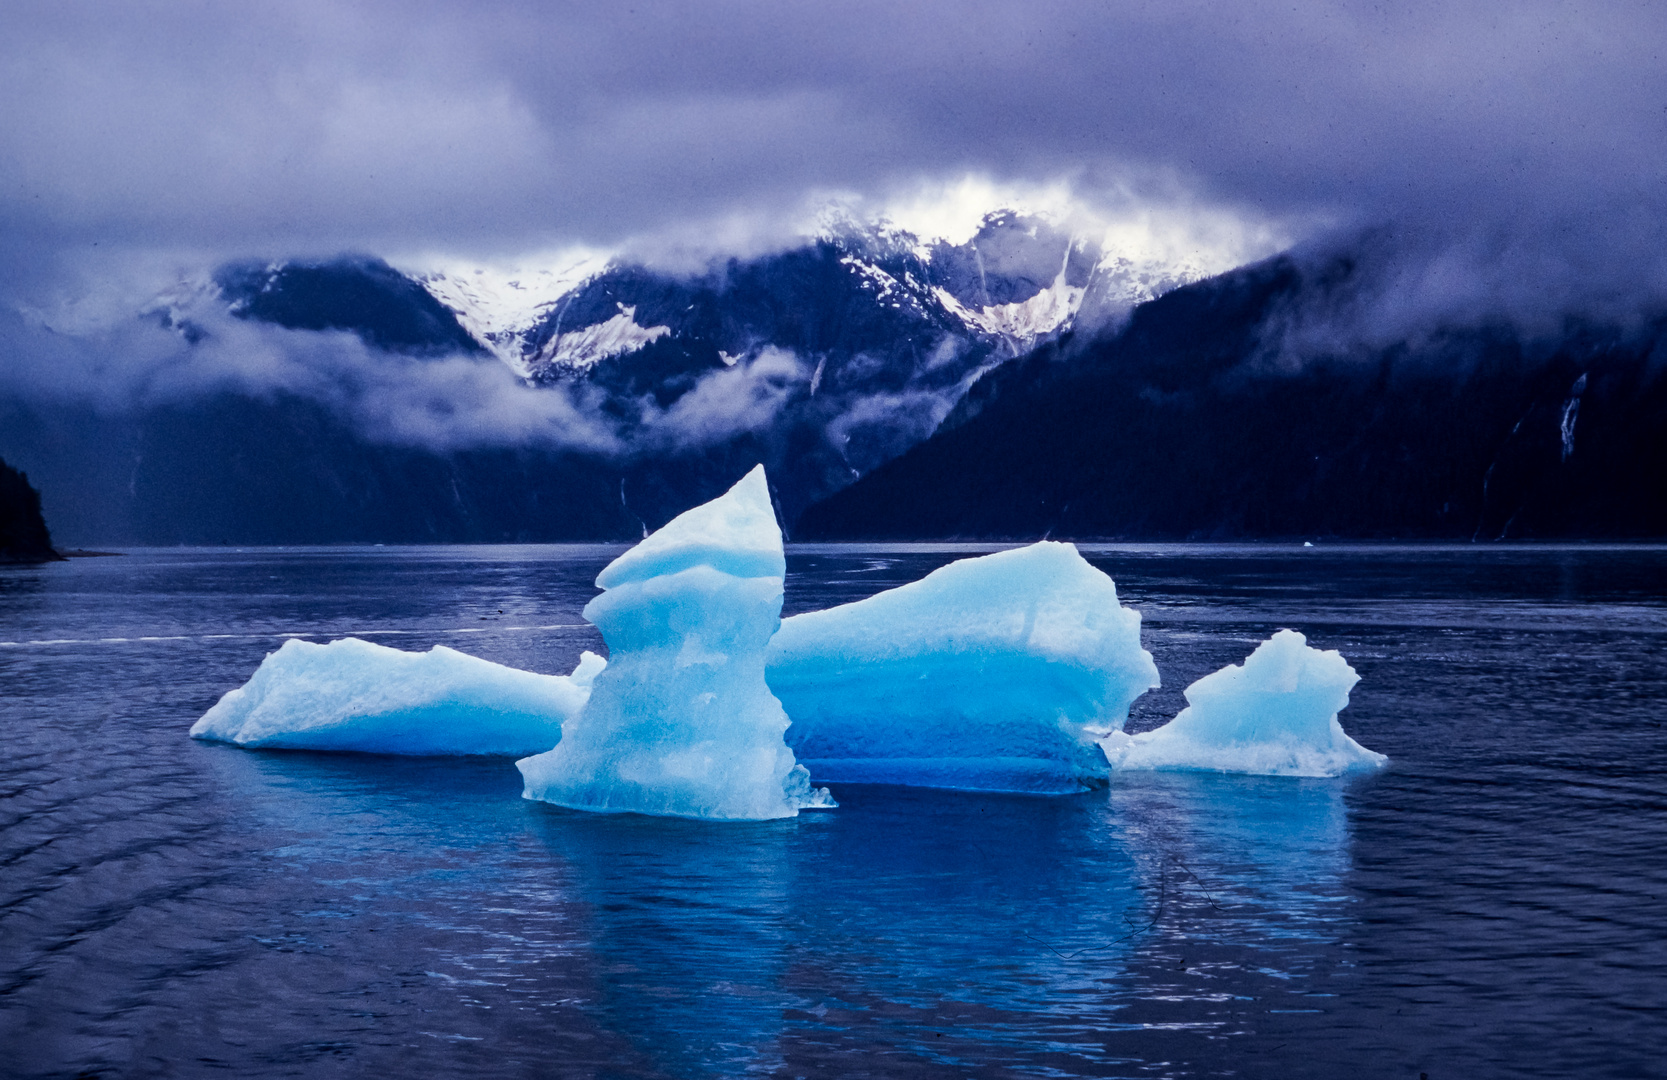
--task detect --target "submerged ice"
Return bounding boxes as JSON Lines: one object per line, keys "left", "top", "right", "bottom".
{"left": 1101, "top": 630, "right": 1385, "bottom": 776}
{"left": 517, "top": 466, "right": 833, "bottom": 820}
{"left": 766, "top": 542, "right": 1161, "bottom": 793}
{"left": 190, "top": 637, "right": 603, "bottom": 756}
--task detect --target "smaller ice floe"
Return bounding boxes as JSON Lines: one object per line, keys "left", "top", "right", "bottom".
{"left": 766, "top": 541, "right": 1161, "bottom": 793}
{"left": 1101, "top": 630, "right": 1385, "bottom": 777}
{"left": 190, "top": 638, "right": 603, "bottom": 756}
{"left": 517, "top": 466, "right": 834, "bottom": 820}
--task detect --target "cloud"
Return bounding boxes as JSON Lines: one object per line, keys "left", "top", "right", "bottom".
{"left": 0, "top": 275, "right": 622, "bottom": 452}
{"left": 2, "top": 3, "right": 1661, "bottom": 253}
{"left": 0, "top": 0, "right": 1663, "bottom": 386}
{"left": 638, "top": 346, "right": 808, "bottom": 447}
{"left": 821, "top": 387, "right": 964, "bottom": 475}
{"left": 1249, "top": 214, "right": 1667, "bottom": 379}
{"left": 0, "top": 264, "right": 937, "bottom": 462}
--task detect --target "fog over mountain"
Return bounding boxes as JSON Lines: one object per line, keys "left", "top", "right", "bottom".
{"left": 0, "top": 199, "right": 1262, "bottom": 542}
{"left": 1, "top": 1, "right": 1664, "bottom": 541}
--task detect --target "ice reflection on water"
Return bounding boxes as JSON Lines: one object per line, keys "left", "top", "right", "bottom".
{"left": 200, "top": 759, "right": 1365, "bottom": 1078}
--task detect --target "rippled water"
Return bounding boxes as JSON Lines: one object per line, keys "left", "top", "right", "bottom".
{"left": 2, "top": 544, "right": 1664, "bottom": 1078}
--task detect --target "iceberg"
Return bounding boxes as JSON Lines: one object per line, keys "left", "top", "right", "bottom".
{"left": 517, "top": 466, "right": 833, "bottom": 820}
{"left": 1101, "top": 629, "right": 1386, "bottom": 776}
{"left": 190, "top": 637, "right": 603, "bottom": 756}
{"left": 765, "top": 541, "right": 1161, "bottom": 793}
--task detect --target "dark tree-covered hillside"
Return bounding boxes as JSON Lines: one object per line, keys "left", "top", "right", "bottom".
{"left": 0, "top": 458, "right": 59, "bottom": 562}
{"left": 799, "top": 253, "right": 1667, "bottom": 541}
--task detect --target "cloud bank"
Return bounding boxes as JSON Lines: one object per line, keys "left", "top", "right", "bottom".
{"left": 2, "top": 0, "right": 1665, "bottom": 446}
{"left": 0, "top": 272, "right": 957, "bottom": 463}
{"left": 2, "top": 2, "right": 1661, "bottom": 260}
{"left": 1, "top": 284, "right": 622, "bottom": 452}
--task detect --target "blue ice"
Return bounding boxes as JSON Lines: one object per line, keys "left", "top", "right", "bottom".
{"left": 1100, "top": 629, "right": 1386, "bottom": 776}
{"left": 517, "top": 466, "right": 834, "bottom": 819}
{"left": 766, "top": 541, "right": 1161, "bottom": 793}
{"left": 190, "top": 637, "right": 603, "bottom": 756}
{"left": 191, "top": 473, "right": 1375, "bottom": 802}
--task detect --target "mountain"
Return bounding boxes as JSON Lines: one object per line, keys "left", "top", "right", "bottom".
{"left": 798, "top": 249, "right": 1667, "bottom": 540}
{"left": 411, "top": 209, "right": 1200, "bottom": 381}
{"left": 0, "top": 456, "right": 59, "bottom": 562}
{"left": 0, "top": 399, "right": 640, "bottom": 546}
{"left": 5, "top": 206, "right": 1224, "bottom": 545}
{"left": 215, "top": 257, "right": 486, "bottom": 356}
{"left": 24, "top": 208, "right": 1197, "bottom": 546}
{"left": 19, "top": 223, "right": 1665, "bottom": 545}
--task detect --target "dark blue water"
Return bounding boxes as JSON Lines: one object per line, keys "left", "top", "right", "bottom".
{"left": 2, "top": 544, "right": 1665, "bottom": 1079}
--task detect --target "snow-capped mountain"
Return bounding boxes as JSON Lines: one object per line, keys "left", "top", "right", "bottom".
{"left": 213, "top": 257, "right": 485, "bottom": 356}
{"left": 400, "top": 208, "right": 1209, "bottom": 383}
{"left": 412, "top": 252, "right": 612, "bottom": 377}
{"left": 104, "top": 204, "right": 1224, "bottom": 540}
{"left": 34, "top": 218, "right": 1665, "bottom": 546}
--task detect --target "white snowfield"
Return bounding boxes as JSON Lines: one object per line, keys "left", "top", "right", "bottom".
{"left": 531, "top": 303, "right": 671, "bottom": 373}
{"left": 399, "top": 203, "right": 1241, "bottom": 381}
{"left": 412, "top": 256, "right": 609, "bottom": 376}
{"left": 189, "top": 637, "right": 603, "bottom": 757}
{"left": 1101, "top": 630, "right": 1386, "bottom": 777}
{"left": 928, "top": 243, "right": 1088, "bottom": 356}
{"left": 516, "top": 466, "right": 835, "bottom": 820}
{"left": 766, "top": 542, "right": 1161, "bottom": 794}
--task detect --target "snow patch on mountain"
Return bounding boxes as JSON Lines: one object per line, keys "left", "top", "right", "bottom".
{"left": 933, "top": 280, "right": 1084, "bottom": 353}
{"left": 411, "top": 253, "right": 610, "bottom": 376}
{"left": 1094, "top": 255, "right": 1200, "bottom": 306}
{"left": 533, "top": 303, "right": 671, "bottom": 374}
{"left": 839, "top": 256, "right": 932, "bottom": 319}
{"left": 137, "top": 271, "right": 223, "bottom": 343}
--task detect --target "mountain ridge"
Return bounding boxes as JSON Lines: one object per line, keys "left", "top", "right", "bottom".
{"left": 797, "top": 248, "right": 1667, "bottom": 540}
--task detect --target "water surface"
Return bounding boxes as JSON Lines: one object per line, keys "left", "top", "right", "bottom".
{"left": 2, "top": 544, "right": 1664, "bottom": 1078}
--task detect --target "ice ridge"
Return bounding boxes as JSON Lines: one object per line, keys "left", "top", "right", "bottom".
{"left": 595, "top": 470, "right": 786, "bottom": 590}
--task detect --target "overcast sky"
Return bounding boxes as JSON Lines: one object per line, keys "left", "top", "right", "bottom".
{"left": 2, "top": 0, "right": 1663, "bottom": 273}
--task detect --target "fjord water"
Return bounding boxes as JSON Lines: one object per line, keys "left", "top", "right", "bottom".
{"left": 2, "top": 545, "right": 1664, "bottom": 1079}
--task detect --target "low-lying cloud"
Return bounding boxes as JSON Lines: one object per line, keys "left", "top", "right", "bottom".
{"left": 641, "top": 347, "right": 808, "bottom": 448}
{"left": 1252, "top": 216, "right": 1667, "bottom": 377}
{"left": 0, "top": 271, "right": 965, "bottom": 466}
{"left": 2, "top": 284, "right": 623, "bottom": 453}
